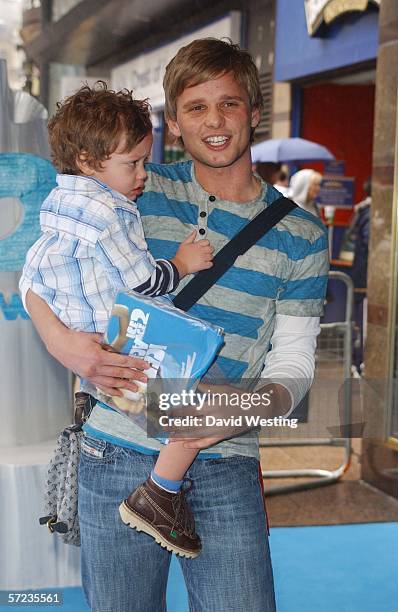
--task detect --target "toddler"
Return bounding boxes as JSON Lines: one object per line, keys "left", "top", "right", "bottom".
{"left": 20, "top": 82, "right": 214, "bottom": 558}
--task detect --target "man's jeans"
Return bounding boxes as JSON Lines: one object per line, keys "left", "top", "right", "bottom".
{"left": 78, "top": 434, "right": 276, "bottom": 612}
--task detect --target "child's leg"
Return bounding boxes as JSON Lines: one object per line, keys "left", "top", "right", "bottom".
{"left": 119, "top": 441, "right": 201, "bottom": 558}
{"left": 151, "top": 442, "right": 198, "bottom": 491}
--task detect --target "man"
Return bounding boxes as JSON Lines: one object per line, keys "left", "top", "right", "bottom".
{"left": 274, "top": 168, "right": 290, "bottom": 196}
{"left": 349, "top": 177, "right": 372, "bottom": 370}
{"left": 351, "top": 178, "right": 371, "bottom": 292}
{"left": 253, "top": 162, "right": 282, "bottom": 185}
{"left": 24, "top": 39, "right": 329, "bottom": 611}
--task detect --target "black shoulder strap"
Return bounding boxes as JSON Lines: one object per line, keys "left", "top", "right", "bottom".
{"left": 173, "top": 196, "right": 297, "bottom": 312}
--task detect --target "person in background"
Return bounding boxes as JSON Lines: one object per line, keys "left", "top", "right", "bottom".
{"left": 274, "top": 168, "right": 289, "bottom": 196}
{"left": 349, "top": 177, "right": 372, "bottom": 371}
{"left": 253, "top": 161, "right": 282, "bottom": 185}
{"left": 288, "top": 168, "right": 322, "bottom": 218}
{"left": 289, "top": 168, "right": 333, "bottom": 307}
{"left": 351, "top": 177, "right": 371, "bottom": 291}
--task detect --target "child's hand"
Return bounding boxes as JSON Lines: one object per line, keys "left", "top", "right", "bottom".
{"left": 172, "top": 230, "right": 214, "bottom": 277}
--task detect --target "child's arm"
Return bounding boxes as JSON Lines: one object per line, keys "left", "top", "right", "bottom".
{"left": 96, "top": 225, "right": 213, "bottom": 298}
{"left": 171, "top": 230, "right": 214, "bottom": 279}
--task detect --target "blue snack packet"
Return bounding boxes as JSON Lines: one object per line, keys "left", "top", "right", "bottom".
{"left": 100, "top": 292, "right": 224, "bottom": 423}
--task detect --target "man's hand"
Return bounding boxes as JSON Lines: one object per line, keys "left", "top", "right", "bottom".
{"left": 163, "top": 380, "right": 293, "bottom": 449}
{"left": 51, "top": 329, "right": 149, "bottom": 396}
{"left": 26, "top": 290, "right": 150, "bottom": 396}
{"left": 169, "top": 434, "right": 229, "bottom": 450}
{"left": 163, "top": 383, "right": 252, "bottom": 449}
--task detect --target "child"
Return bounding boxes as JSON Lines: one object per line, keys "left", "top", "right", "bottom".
{"left": 20, "top": 82, "right": 213, "bottom": 558}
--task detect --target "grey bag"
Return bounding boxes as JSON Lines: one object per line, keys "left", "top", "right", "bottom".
{"left": 39, "top": 392, "right": 96, "bottom": 546}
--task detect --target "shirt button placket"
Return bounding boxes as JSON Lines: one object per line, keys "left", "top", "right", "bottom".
{"left": 197, "top": 195, "right": 214, "bottom": 237}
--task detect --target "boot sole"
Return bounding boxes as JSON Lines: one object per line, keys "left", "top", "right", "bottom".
{"left": 119, "top": 501, "right": 201, "bottom": 559}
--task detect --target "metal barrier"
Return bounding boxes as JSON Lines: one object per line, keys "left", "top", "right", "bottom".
{"left": 261, "top": 271, "right": 354, "bottom": 495}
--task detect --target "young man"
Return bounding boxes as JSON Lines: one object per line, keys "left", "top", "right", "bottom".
{"left": 25, "top": 39, "right": 329, "bottom": 612}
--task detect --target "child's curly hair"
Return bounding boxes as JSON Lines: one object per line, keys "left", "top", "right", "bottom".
{"left": 48, "top": 81, "right": 152, "bottom": 174}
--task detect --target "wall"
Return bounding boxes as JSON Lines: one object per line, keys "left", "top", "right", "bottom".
{"left": 361, "top": 0, "right": 398, "bottom": 498}
{"left": 274, "top": 0, "right": 379, "bottom": 82}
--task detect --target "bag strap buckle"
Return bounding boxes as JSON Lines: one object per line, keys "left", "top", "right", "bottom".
{"left": 39, "top": 514, "right": 68, "bottom": 534}
{"left": 74, "top": 392, "right": 97, "bottom": 427}
{"left": 46, "top": 516, "right": 57, "bottom": 533}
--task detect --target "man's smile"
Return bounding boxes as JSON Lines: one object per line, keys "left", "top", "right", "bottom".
{"left": 203, "top": 135, "right": 231, "bottom": 150}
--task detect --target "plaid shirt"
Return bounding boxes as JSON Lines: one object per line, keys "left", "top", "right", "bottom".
{"left": 19, "top": 174, "right": 178, "bottom": 332}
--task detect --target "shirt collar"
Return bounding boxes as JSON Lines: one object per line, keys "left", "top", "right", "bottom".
{"left": 56, "top": 174, "right": 136, "bottom": 207}
{"left": 189, "top": 162, "right": 268, "bottom": 206}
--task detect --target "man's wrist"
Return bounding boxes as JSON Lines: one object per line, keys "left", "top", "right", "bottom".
{"left": 257, "top": 381, "right": 293, "bottom": 417}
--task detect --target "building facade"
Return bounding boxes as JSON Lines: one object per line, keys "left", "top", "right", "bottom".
{"left": 361, "top": 0, "right": 398, "bottom": 499}
{"left": 273, "top": 0, "right": 398, "bottom": 500}
{"left": 21, "top": 0, "right": 398, "bottom": 499}
{"left": 273, "top": 0, "right": 379, "bottom": 205}
{"left": 21, "top": 0, "right": 276, "bottom": 161}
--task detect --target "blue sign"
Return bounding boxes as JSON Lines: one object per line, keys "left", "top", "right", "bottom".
{"left": 0, "top": 153, "right": 56, "bottom": 271}
{"left": 324, "top": 160, "right": 345, "bottom": 176}
{"left": 0, "top": 293, "right": 29, "bottom": 320}
{"left": 317, "top": 177, "right": 355, "bottom": 207}
{"left": 275, "top": 0, "right": 379, "bottom": 81}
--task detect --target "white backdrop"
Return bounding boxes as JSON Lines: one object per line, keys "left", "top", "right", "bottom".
{"left": 0, "top": 443, "right": 81, "bottom": 590}
{"left": 0, "top": 58, "right": 79, "bottom": 589}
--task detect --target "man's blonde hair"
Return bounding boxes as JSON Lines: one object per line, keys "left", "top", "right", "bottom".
{"left": 163, "top": 38, "right": 263, "bottom": 121}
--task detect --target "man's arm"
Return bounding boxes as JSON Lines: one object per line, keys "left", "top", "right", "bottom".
{"left": 175, "top": 314, "right": 319, "bottom": 450}
{"left": 179, "top": 217, "right": 328, "bottom": 449}
{"left": 25, "top": 289, "right": 149, "bottom": 397}
{"left": 257, "top": 314, "right": 320, "bottom": 416}
{"left": 261, "top": 218, "right": 329, "bottom": 416}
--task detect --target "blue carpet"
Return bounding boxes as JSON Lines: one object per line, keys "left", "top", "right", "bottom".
{"left": 271, "top": 522, "right": 398, "bottom": 612}
{"left": 2, "top": 523, "right": 397, "bottom": 611}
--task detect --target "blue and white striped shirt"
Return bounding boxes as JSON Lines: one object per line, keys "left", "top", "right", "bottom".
{"left": 84, "top": 160, "right": 329, "bottom": 458}
{"left": 19, "top": 174, "right": 178, "bottom": 333}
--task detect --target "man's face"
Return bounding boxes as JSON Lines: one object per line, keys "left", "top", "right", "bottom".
{"left": 167, "top": 72, "right": 260, "bottom": 172}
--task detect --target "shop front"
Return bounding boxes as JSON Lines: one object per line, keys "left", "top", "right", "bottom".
{"left": 274, "top": 0, "right": 379, "bottom": 234}
{"left": 274, "top": 0, "right": 398, "bottom": 500}
{"left": 273, "top": 0, "right": 380, "bottom": 385}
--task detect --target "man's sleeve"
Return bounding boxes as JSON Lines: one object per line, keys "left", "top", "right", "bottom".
{"left": 276, "top": 226, "right": 329, "bottom": 317}
{"left": 260, "top": 223, "right": 329, "bottom": 415}
{"left": 259, "top": 314, "right": 321, "bottom": 417}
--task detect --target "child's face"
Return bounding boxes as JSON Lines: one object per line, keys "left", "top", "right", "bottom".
{"left": 89, "top": 132, "right": 153, "bottom": 200}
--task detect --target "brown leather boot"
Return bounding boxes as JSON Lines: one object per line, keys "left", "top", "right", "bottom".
{"left": 119, "top": 477, "right": 201, "bottom": 558}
